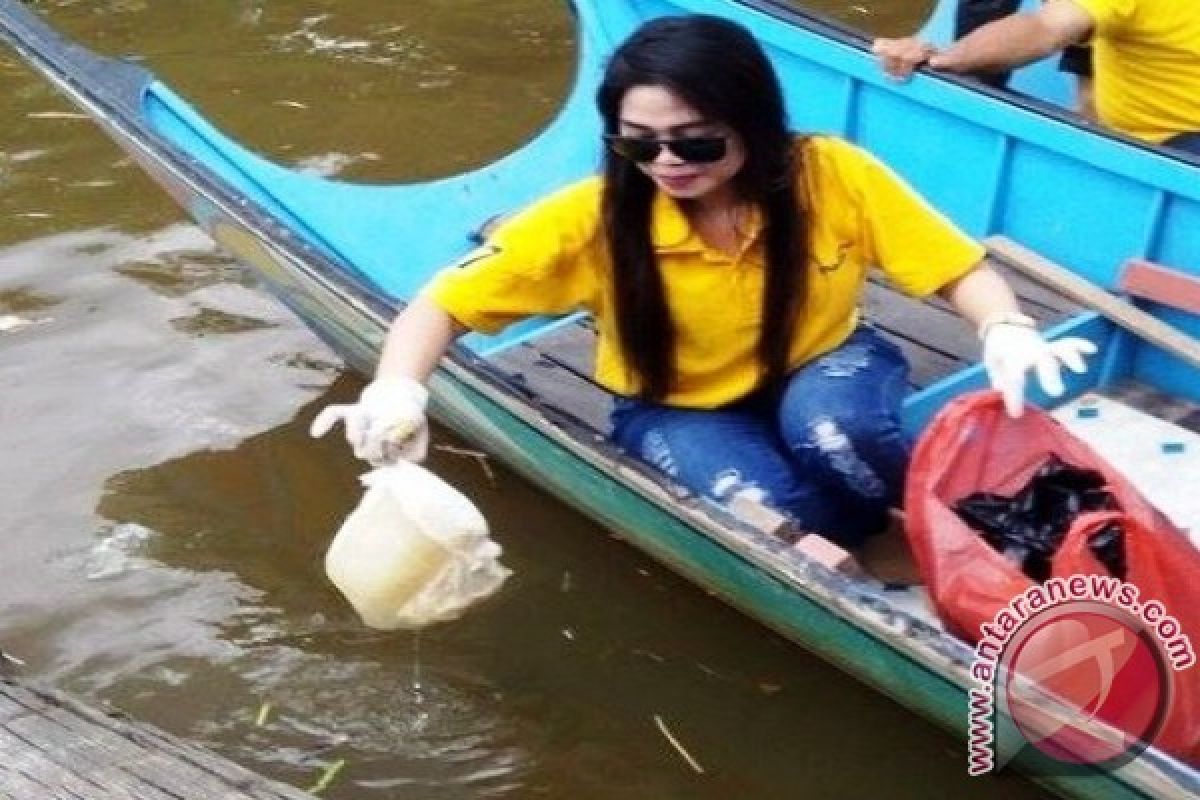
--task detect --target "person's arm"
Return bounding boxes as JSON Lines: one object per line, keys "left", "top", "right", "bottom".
{"left": 310, "top": 293, "right": 465, "bottom": 465}
{"left": 873, "top": 0, "right": 1094, "bottom": 80}
{"left": 311, "top": 179, "right": 599, "bottom": 463}
{"left": 937, "top": 258, "right": 1095, "bottom": 417}
{"left": 829, "top": 136, "right": 1096, "bottom": 416}
{"left": 376, "top": 293, "right": 466, "bottom": 383}
{"left": 953, "top": 0, "right": 1023, "bottom": 87}
{"left": 937, "top": 258, "right": 1021, "bottom": 331}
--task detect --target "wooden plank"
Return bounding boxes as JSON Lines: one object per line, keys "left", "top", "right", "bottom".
{"left": 0, "top": 726, "right": 97, "bottom": 800}
{"left": 873, "top": 327, "right": 963, "bottom": 389}
{"left": 862, "top": 282, "right": 977, "bottom": 364}
{"left": 869, "top": 265, "right": 1082, "bottom": 323}
{"left": 7, "top": 708, "right": 187, "bottom": 800}
{"left": 527, "top": 318, "right": 596, "bottom": 379}
{"left": 487, "top": 342, "right": 614, "bottom": 434}
{"left": 0, "top": 680, "right": 313, "bottom": 800}
{"left": 987, "top": 236, "right": 1200, "bottom": 370}
{"left": 0, "top": 689, "right": 31, "bottom": 722}
{"left": 864, "top": 272, "right": 1082, "bottom": 385}
{"left": 1120, "top": 259, "right": 1200, "bottom": 316}
{"left": 984, "top": 260, "right": 1085, "bottom": 319}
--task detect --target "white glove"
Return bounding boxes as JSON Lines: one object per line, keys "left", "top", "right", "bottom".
{"left": 310, "top": 376, "right": 430, "bottom": 465}
{"left": 982, "top": 318, "right": 1097, "bottom": 418}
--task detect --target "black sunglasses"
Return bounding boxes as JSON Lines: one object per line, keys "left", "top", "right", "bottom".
{"left": 603, "top": 134, "right": 728, "bottom": 164}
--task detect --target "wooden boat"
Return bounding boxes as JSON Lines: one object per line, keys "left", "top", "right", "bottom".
{"left": 2, "top": 0, "right": 1197, "bottom": 797}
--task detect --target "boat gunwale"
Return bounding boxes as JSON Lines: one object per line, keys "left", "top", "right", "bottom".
{"left": 728, "top": 0, "right": 1200, "bottom": 172}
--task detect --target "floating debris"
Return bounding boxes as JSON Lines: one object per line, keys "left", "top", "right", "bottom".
{"left": 274, "top": 99, "right": 309, "bottom": 109}
{"left": 307, "top": 757, "right": 347, "bottom": 794}
{"left": 435, "top": 443, "right": 497, "bottom": 486}
{"left": 561, "top": 627, "right": 575, "bottom": 641}
{"left": 254, "top": 701, "right": 272, "bottom": 727}
{"left": 653, "top": 714, "right": 705, "bottom": 774}
{"left": 26, "top": 110, "right": 88, "bottom": 120}
{"left": 67, "top": 179, "right": 117, "bottom": 189}
{"left": 9, "top": 149, "right": 48, "bottom": 162}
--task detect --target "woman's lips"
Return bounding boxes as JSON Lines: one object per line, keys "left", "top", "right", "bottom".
{"left": 656, "top": 173, "right": 699, "bottom": 191}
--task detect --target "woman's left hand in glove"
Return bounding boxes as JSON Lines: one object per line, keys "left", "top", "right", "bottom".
{"left": 981, "top": 313, "right": 1097, "bottom": 417}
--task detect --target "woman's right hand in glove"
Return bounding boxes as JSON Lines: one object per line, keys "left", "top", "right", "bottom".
{"left": 309, "top": 376, "right": 430, "bottom": 465}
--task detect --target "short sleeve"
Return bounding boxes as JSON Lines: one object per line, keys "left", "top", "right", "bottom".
{"left": 424, "top": 178, "right": 603, "bottom": 333}
{"left": 1068, "top": 0, "right": 1133, "bottom": 36}
{"left": 836, "top": 141, "right": 985, "bottom": 297}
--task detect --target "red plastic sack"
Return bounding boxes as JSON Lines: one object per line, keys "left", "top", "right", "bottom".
{"left": 905, "top": 391, "right": 1200, "bottom": 761}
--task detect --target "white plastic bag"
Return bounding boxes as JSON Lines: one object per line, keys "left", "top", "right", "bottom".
{"left": 325, "top": 462, "right": 510, "bottom": 630}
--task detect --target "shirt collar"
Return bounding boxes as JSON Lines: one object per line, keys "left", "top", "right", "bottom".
{"left": 649, "top": 191, "right": 764, "bottom": 256}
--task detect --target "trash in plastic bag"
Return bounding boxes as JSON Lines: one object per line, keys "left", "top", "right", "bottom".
{"left": 1085, "top": 518, "right": 1126, "bottom": 579}
{"left": 954, "top": 455, "right": 1123, "bottom": 581}
{"left": 325, "top": 462, "right": 511, "bottom": 630}
{"left": 905, "top": 390, "right": 1193, "bottom": 641}
{"left": 907, "top": 391, "right": 1200, "bottom": 763}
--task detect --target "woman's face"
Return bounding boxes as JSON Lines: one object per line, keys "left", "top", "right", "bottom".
{"left": 616, "top": 85, "right": 746, "bottom": 204}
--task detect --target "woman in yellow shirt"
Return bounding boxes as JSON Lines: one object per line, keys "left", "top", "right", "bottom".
{"left": 312, "top": 15, "right": 1094, "bottom": 547}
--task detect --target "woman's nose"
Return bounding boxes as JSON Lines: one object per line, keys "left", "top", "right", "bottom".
{"left": 652, "top": 144, "right": 683, "bottom": 165}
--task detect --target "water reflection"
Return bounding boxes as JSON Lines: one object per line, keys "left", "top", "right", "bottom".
{"left": 0, "top": 222, "right": 337, "bottom": 673}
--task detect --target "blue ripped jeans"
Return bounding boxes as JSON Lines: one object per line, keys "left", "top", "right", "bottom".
{"left": 611, "top": 326, "right": 911, "bottom": 548}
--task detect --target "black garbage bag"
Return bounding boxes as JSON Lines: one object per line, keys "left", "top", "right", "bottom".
{"left": 954, "top": 455, "right": 1125, "bottom": 581}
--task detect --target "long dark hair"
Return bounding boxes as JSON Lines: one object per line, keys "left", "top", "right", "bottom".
{"left": 596, "top": 14, "right": 809, "bottom": 402}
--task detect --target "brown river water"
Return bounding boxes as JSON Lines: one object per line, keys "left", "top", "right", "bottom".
{"left": 0, "top": 1, "right": 1051, "bottom": 797}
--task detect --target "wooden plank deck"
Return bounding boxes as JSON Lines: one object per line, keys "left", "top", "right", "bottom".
{"left": 1, "top": 677, "right": 314, "bottom": 800}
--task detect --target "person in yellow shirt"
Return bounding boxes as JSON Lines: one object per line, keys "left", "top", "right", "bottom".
{"left": 873, "top": 0, "right": 1200, "bottom": 154}
{"left": 312, "top": 15, "right": 1094, "bottom": 547}
{"left": 955, "top": 0, "right": 1096, "bottom": 118}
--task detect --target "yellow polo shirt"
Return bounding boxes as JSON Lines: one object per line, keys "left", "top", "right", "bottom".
{"left": 1071, "top": 0, "right": 1200, "bottom": 143}
{"left": 426, "top": 136, "right": 983, "bottom": 408}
